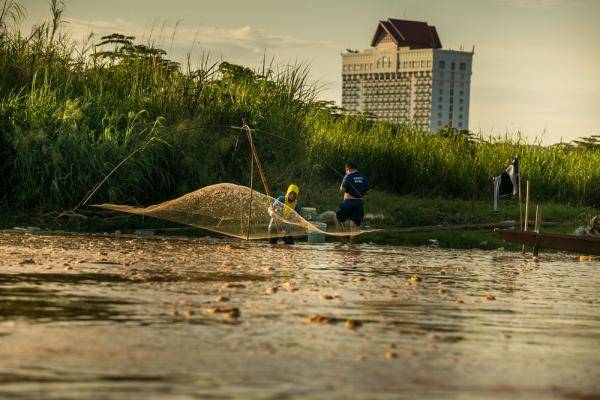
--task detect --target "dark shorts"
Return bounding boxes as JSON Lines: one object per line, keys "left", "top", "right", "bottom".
{"left": 336, "top": 199, "right": 364, "bottom": 226}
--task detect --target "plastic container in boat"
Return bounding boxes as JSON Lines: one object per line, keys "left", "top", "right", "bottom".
{"left": 301, "top": 207, "right": 317, "bottom": 221}
{"left": 307, "top": 222, "right": 327, "bottom": 243}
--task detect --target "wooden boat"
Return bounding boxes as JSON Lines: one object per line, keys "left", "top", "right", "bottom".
{"left": 494, "top": 229, "right": 600, "bottom": 255}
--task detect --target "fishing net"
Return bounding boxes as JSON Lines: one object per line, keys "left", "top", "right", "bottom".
{"left": 94, "top": 183, "right": 376, "bottom": 240}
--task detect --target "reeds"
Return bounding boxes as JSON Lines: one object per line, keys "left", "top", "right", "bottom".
{"left": 0, "top": 2, "right": 598, "bottom": 212}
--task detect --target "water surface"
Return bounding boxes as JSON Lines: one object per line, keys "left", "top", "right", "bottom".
{"left": 0, "top": 230, "right": 598, "bottom": 399}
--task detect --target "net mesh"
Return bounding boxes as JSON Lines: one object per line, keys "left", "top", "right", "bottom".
{"left": 94, "top": 183, "right": 376, "bottom": 240}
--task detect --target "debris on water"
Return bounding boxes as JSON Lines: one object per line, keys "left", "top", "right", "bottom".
{"left": 282, "top": 282, "right": 297, "bottom": 292}
{"left": 386, "top": 343, "right": 397, "bottom": 349}
{"left": 64, "top": 266, "right": 73, "bottom": 271}
{"left": 385, "top": 351, "right": 398, "bottom": 359}
{"left": 428, "top": 239, "right": 439, "bottom": 247}
{"left": 223, "top": 282, "right": 246, "bottom": 289}
{"left": 454, "top": 297, "right": 464, "bottom": 304}
{"left": 438, "top": 288, "right": 446, "bottom": 294}
{"left": 306, "top": 315, "right": 339, "bottom": 325}
{"left": 114, "top": 230, "right": 122, "bottom": 238}
{"left": 410, "top": 275, "right": 422, "bottom": 283}
{"left": 202, "top": 307, "right": 240, "bottom": 318}
{"left": 215, "top": 295, "right": 229, "bottom": 302}
{"left": 319, "top": 294, "right": 334, "bottom": 300}
{"left": 345, "top": 319, "right": 362, "bottom": 330}
{"left": 183, "top": 308, "right": 194, "bottom": 319}
{"left": 19, "top": 258, "right": 35, "bottom": 265}
{"left": 580, "top": 255, "right": 598, "bottom": 262}
{"left": 266, "top": 286, "right": 278, "bottom": 294}
{"left": 484, "top": 294, "right": 496, "bottom": 301}
{"left": 501, "top": 333, "right": 512, "bottom": 341}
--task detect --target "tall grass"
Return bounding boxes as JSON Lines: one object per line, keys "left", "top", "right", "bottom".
{"left": 307, "top": 110, "right": 600, "bottom": 205}
{"left": 0, "top": 1, "right": 598, "bottom": 214}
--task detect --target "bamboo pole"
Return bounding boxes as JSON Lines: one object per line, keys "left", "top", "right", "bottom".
{"left": 534, "top": 205, "right": 542, "bottom": 233}
{"left": 533, "top": 205, "right": 542, "bottom": 256}
{"left": 522, "top": 180, "right": 530, "bottom": 253}
{"left": 518, "top": 176, "right": 523, "bottom": 230}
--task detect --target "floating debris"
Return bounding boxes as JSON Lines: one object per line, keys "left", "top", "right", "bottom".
{"left": 319, "top": 294, "right": 334, "bottom": 300}
{"left": 183, "top": 308, "right": 194, "bottom": 319}
{"left": 410, "top": 275, "right": 422, "bottom": 283}
{"left": 282, "top": 282, "right": 298, "bottom": 293}
{"left": 19, "top": 259, "right": 35, "bottom": 265}
{"left": 345, "top": 319, "right": 362, "bottom": 330}
{"left": 385, "top": 351, "right": 398, "bottom": 359}
{"left": 484, "top": 294, "right": 496, "bottom": 301}
{"left": 223, "top": 283, "right": 246, "bottom": 289}
{"left": 202, "top": 306, "right": 240, "bottom": 319}
{"left": 266, "top": 286, "right": 278, "bottom": 294}
{"left": 306, "top": 315, "right": 340, "bottom": 325}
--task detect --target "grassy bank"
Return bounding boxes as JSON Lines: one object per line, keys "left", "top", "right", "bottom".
{"left": 3, "top": 184, "right": 597, "bottom": 250}
{"left": 1, "top": 1, "right": 599, "bottom": 229}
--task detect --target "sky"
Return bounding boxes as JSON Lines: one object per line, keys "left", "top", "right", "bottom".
{"left": 18, "top": 0, "right": 600, "bottom": 144}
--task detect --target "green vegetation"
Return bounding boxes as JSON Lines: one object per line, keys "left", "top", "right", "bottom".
{"left": 1, "top": 0, "right": 599, "bottom": 236}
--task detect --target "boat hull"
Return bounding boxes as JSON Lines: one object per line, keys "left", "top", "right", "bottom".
{"left": 494, "top": 229, "right": 600, "bottom": 255}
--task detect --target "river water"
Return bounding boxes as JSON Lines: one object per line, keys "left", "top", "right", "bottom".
{"left": 0, "top": 230, "right": 598, "bottom": 399}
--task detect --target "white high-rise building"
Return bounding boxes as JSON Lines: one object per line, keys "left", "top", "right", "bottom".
{"left": 341, "top": 18, "right": 474, "bottom": 131}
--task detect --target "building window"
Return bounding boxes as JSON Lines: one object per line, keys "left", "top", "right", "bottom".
{"left": 438, "top": 105, "right": 442, "bottom": 110}
{"left": 459, "top": 122, "right": 463, "bottom": 127}
{"left": 438, "top": 121, "right": 442, "bottom": 126}
{"left": 439, "top": 60, "right": 445, "bottom": 69}
{"left": 438, "top": 97, "right": 442, "bottom": 102}
{"left": 459, "top": 99, "right": 463, "bottom": 104}
{"left": 439, "top": 89, "right": 443, "bottom": 94}
{"left": 459, "top": 106, "right": 463, "bottom": 112}
{"left": 449, "top": 113, "right": 453, "bottom": 119}
{"left": 438, "top": 113, "right": 442, "bottom": 118}
{"left": 451, "top": 62, "right": 455, "bottom": 71}
{"left": 460, "top": 90, "right": 464, "bottom": 96}
{"left": 460, "top": 63, "right": 466, "bottom": 71}
{"left": 459, "top": 114, "right": 463, "bottom": 119}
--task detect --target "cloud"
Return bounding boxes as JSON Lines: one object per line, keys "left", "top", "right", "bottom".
{"left": 61, "top": 16, "right": 332, "bottom": 58}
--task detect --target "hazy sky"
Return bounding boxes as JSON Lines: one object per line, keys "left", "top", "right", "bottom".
{"left": 19, "top": 0, "right": 600, "bottom": 143}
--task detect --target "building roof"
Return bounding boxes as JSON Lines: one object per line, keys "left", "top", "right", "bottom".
{"left": 371, "top": 18, "right": 442, "bottom": 49}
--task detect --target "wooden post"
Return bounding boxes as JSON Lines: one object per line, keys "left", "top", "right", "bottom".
{"left": 518, "top": 176, "right": 523, "bottom": 230}
{"left": 522, "top": 180, "right": 530, "bottom": 254}
{"left": 534, "top": 205, "right": 542, "bottom": 233}
{"left": 533, "top": 205, "right": 542, "bottom": 256}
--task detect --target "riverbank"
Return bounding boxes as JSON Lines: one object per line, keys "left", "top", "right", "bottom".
{"left": 3, "top": 188, "right": 597, "bottom": 250}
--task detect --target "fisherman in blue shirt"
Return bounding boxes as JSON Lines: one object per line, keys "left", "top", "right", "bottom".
{"left": 333, "top": 162, "right": 369, "bottom": 232}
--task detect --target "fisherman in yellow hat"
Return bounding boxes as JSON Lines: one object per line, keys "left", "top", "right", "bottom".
{"left": 268, "top": 184, "right": 301, "bottom": 244}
